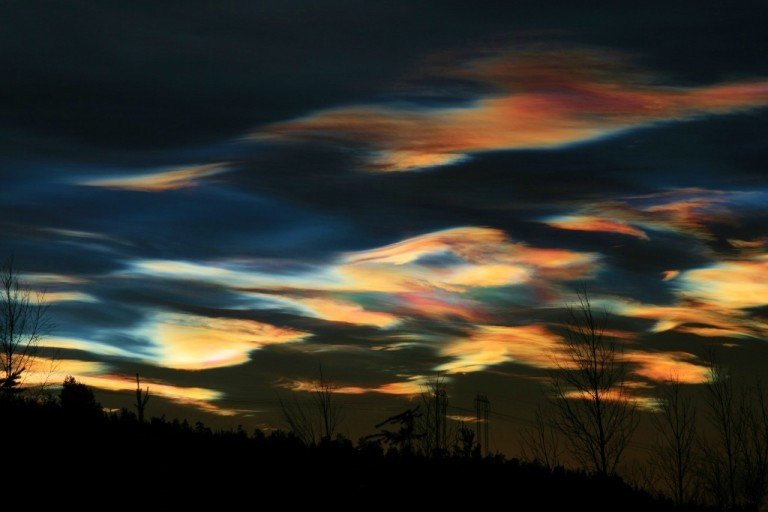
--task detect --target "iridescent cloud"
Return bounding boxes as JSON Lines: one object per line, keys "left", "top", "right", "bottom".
{"left": 435, "top": 322, "right": 709, "bottom": 386}
{"left": 37, "top": 291, "right": 99, "bottom": 304}
{"left": 23, "top": 356, "right": 232, "bottom": 414}
{"left": 81, "top": 163, "right": 229, "bottom": 192}
{"left": 544, "top": 188, "right": 735, "bottom": 240}
{"left": 292, "top": 297, "right": 400, "bottom": 328}
{"left": 679, "top": 254, "right": 768, "bottom": 309}
{"left": 610, "top": 300, "right": 765, "bottom": 339}
{"left": 436, "top": 324, "right": 564, "bottom": 374}
{"left": 259, "top": 49, "right": 768, "bottom": 171}
{"left": 76, "top": 374, "right": 234, "bottom": 415}
{"left": 662, "top": 270, "right": 680, "bottom": 282}
{"left": 138, "top": 312, "right": 308, "bottom": 370}
{"left": 543, "top": 215, "right": 649, "bottom": 240}
{"left": 623, "top": 351, "right": 709, "bottom": 384}
{"left": 339, "top": 227, "right": 598, "bottom": 293}
{"left": 285, "top": 375, "right": 426, "bottom": 396}
{"left": 131, "top": 227, "right": 598, "bottom": 314}
{"left": 728, "top": 238, "right": 767, "bottom": 249}
{"left": 396, "top": 292, "right": 485, "bottom": 322}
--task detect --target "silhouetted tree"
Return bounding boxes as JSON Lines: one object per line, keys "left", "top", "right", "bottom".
{"left": 453, "top": 423, "right": 479, "bottom": 458}
{"left": 417, "top": 373, "right": 450, "bottom": 455}
{"left": 314, "top": 366, "right": 341, "bottom": 440}
{"left": 0, "top": 256, "right": 50, "bottom": 393}
{"left": 521, "top": 403, "right": 563, "bottom": 470}
{"left": 279, "top": 365, "right": 342, "bottom": 444}
{"left": 549, "top": 289, "right": 638, "bottom": 476}
{"left": 368, "top": 406, "right": 424, "bottom": 454}
{"left": 702, "top": 356, "right": 768, "bottom": 511}
{"left": 134, "top": 373, "right": 150, "bottom": 423}
{"left": 702, "top": 357, "right": 739, "bottom": 510}
{"left": 60, "top": 376, "right": 102, "bottom": 419}
{"left": 651, "top": 377, "right": 698, "bottom": 505}
{"left": 734, "top": 380, "right": 768, "bottom": 511}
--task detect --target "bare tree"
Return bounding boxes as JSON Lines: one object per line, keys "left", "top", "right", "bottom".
{"left": 520, "top": 403, "right": 563, "bottom": 471}
{"left": 702, "top": 358, "right": 739, "bottom": 510}
{"left": 417, "top": 373, "right": 450, "bottom": 456}
{"left": 0, "top": 256, "right": 49, "bottom": 394}
{"left": 278, "top": 394, "right": 317, "bottom": 445}
{"left": 651, "top": 377, "right": 698, "bottom": 505}
{"left": 279, "top": 365, "right": 343, "bottom": 444}
{"left": 734, "top": 381, "right": 768, "bottom": 511}
{"left": 703, "top": 356, "right": 768, "bottom": 511}
{"left": 314, "top": 366, "right": 342, "bottom": 441}
{"left": 549, "top": 289, "right": 638, "bottom": 476}
{"left": 135, "top": 373, "right": 150, "bottom": 423}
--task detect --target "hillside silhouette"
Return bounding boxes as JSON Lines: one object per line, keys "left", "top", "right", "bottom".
{"left": 1, "top": 378, "right": 704, "bottom": 510}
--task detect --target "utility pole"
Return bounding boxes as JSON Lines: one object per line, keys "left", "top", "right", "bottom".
{"left": 475, "top": 393, "right": 490, "bottom": 456}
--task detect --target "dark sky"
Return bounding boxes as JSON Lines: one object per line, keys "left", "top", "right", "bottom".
{"left": 3, "top": 1, "right": 768, "bottom": 449}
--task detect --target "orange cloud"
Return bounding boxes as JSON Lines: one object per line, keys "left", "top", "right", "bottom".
{"left": 294, "top": 297, "right": 399, "bottom": 328}
{"left": 141, "top": 312, "right": 308, "bottom": 370}
{"left": 339, "top": 227, "right": 597, "bottom": 293}
{"left": 436, "top": 324, "right": 565, "bottom": 374}
{"left": 728, "top": 238, "right": 767, "bottom": 249}
{"left": 259, "top": 49, "right": 768, "bottom": 172}
{"left": 624, "top": 351, "right": 709, "bottom": 384}
{"left": 76, "top": 374, "right": 235, "bottom": 415}
{"left": 680, "top": 254, "right": 768, "bottom": 309}
{"left": 546, "top": 189, "right": 735, "bottom": 242}
{"left": 662, "top": 270, "right": 679, "bottom": 281}
{"left": 397, "top": 292, "right": 485, "bottom": 322}
{"left": 564, "top": 387, "right": 658, "bottom": 411}
{"left": 22, "top": 356, "right": 233, "bottom": 414}
{"left": 82, "top": 163, "right": 229, "bottom": 192}
{"left": 134, "top": 227, "right": 596, "bottom": 295}
{"left": 35, "top": 291, "right": 98, "bottom": 304}
{"left": 345, "top": 227, "right": 508, "bottom": 265}
{"left": 609, "top": 297, "right": 767, "bottom": 340}
{"left": 544, "top": 215, "right": 649, "bottom": 240}
{"left": 286, "top": 375, "right": 426, "bottom": 396}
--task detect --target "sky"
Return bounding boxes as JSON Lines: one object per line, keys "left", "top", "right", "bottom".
{"left": 2, "top": 1, "right": 768, "bottom": 448}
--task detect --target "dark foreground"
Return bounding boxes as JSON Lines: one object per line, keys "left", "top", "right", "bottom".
{"left": 3, "top": 394, "right": 701, "bottom": 510}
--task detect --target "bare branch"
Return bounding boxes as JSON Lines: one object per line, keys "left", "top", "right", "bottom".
{"left": 548, "top": 288, "right": 638, "bottom": 476}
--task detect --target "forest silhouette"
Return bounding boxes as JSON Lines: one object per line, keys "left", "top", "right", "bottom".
{"left": 0, "top": 380, "right": 697, "bottom": 509}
